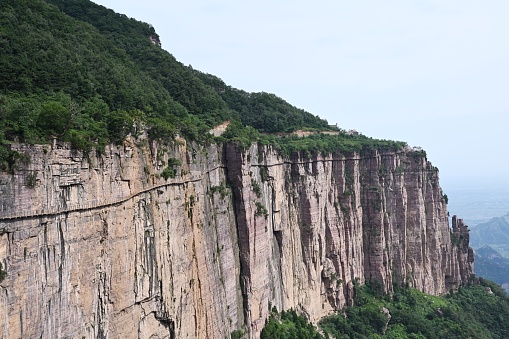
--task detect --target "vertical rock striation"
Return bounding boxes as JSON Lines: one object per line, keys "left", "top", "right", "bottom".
{"left": 0, "top": 139, "right": 473, "bottom": 338}
{"left": 225, "top": 144, "right": 473, "bottom": 337}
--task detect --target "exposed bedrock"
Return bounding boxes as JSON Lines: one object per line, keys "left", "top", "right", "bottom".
{"left": 0, "top": 139, "right": 473, "bottom": 338}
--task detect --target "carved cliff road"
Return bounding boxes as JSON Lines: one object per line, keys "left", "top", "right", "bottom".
{"left": 0, "top": 165, "right": 227, "bottom": 221}
{"left": 0, "top": 150, "right": 431, "bottom": 222}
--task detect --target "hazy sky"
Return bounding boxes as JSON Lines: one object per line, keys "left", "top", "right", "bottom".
{"left": 93, "top": 0, "right": 509, "bottom": 191}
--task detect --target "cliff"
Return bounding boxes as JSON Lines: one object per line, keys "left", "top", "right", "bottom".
{"left": 0, "top": 138, "right": 473, "bottom": 338}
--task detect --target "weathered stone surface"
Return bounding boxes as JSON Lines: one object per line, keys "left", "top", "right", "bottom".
{"left": 0, "top": 139, "right": 473, "bottom": 338}
{"left": 226, "top": 144, "right": 473, "bottom": 337}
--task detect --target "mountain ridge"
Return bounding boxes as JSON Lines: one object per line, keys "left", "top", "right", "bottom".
{"left": 0, "top": 1, "right": 479, "bottom": 338}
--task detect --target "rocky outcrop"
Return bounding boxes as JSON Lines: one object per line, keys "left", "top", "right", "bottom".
{"left": 0, "top": 138, "right": 473, "bottom": 338}
{"left": 451, "top": 215, "right": 475, "bottom": 284}
{"left": 225, "top": 144, "right": 473, "bottom": 335}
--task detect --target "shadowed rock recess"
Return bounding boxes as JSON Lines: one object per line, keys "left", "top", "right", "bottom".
{"left": 0, "top": 138, "right": 473, "bottom": 338}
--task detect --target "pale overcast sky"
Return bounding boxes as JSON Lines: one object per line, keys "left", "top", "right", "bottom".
{"left": 92, "top": 0, "right": 509, "bottom": 190}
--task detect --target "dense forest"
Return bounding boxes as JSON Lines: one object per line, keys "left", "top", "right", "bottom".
{"left": 261, "top": 279, "right": 509, "bottom": 338}
{"left": 0, "top": 0, "right": 406, "bottom": 171}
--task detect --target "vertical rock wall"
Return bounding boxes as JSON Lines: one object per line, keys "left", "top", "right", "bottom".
{"left": 225, "top": 143, "right": 474, "bottom": 337}
{"left": 0, "top": 139, "right": 473, "bottom": 338}
{"left": 0, "top": 139, "right": 244, "bottom": 339}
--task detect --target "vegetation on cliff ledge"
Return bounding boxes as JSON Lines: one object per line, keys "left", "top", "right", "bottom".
{"left": 0, "top": 0, "right": 407, "bottom": 171}
{"left": 262, "top": 278, "right": 509, "bottom": 338}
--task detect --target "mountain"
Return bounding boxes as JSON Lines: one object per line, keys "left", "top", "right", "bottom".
{"left": 470, "top": 212, "right": 509, "bottom": 255}
{"left": 474, "top": 246, "right": 509, "bottom": 293}
{"left": 464, "top": 214, "right": 509, "bottom": 291}
{"left": 0, "top": 134, "right": 474, "bottom": 338}
{"left": 0, "top": 1, "right": 483, "bottom": 338}
{"left": 469, "top": 213, "right": 509, "bottom": 294}
{"left": 470, "top": 214, "right": 509, "bottom": 291}
{"left": 0, "top": 0, "right": 346, "bottom": 162}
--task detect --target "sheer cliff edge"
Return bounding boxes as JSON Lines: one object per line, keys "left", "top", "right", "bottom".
{"left": 0, "top": 138, "right": 474, "bottom": 338}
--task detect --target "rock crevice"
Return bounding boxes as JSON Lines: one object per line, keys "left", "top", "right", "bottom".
{"left": 0, "top": 140, "right": 473, "bottom": 338}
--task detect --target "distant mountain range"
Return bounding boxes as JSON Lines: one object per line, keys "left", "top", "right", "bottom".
{"left": 470, "top": 213, "right": 509, "bottom": 293}
{"left": 474, "top": 246, "right": 509, "bottom": 293}
{"left": 470, "top": 212, "right": 509, "bottom": 256}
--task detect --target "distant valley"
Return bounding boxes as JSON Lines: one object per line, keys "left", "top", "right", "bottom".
{"left": 448, "top": 186, "right": 509, "bottom": 293}
{"left": 446, "top": 187, "right": 509, "bottom": 226}
{"left": 474, "top": 246, "right": 509, "bottom": 292}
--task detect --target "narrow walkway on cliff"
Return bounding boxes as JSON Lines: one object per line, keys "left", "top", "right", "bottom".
{"left": 0, "top": 165, "right": 226, "bottom": 221}
{"left": 0, "top": 149, "right": 426, "bottom": 221}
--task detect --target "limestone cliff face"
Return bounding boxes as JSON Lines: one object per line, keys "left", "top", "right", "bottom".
{"left": 0, "top": 138, "right": 473, "bottom": 338}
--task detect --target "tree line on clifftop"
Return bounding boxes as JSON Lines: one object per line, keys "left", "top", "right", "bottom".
{"left": 0, "top": 0, "right": 405, "bottom": 171}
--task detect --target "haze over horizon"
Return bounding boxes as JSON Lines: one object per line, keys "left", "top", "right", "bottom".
{"left": 93, "top": 0, "right": 509, "bottom": 191}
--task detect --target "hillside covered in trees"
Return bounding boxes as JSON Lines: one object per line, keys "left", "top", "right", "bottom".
{"left": 0, "top": 0, "right": 406, "bottom": 171}
{"left": 262, "top": 279, "right": 509, "bottom": 339}
{"left": 2, "top": 1, "right": 509, "bottom": 338}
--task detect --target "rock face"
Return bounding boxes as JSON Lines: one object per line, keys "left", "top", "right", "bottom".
{"left": 0, "top": 138, "right": 473, "bottom": 338}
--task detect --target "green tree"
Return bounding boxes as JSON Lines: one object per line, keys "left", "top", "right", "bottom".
{"left": 37, "top": 101, "right": 70, "bottom": 137}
